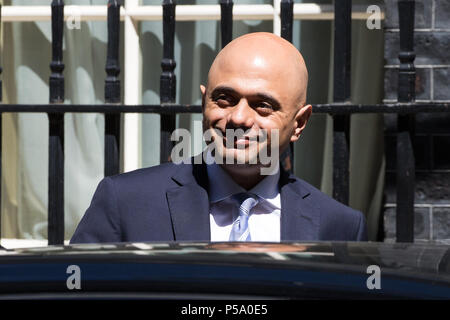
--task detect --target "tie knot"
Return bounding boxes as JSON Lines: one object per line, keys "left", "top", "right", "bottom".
{"left": 232, "top": 192, "right": 259, "bottom": 216}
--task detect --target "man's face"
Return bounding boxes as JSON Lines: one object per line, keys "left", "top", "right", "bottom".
{"left": 201, "top": 45, "right": 310, "bottom": 168}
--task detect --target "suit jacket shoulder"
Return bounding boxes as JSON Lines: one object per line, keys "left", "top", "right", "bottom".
{"left": 71, "top": 162, "right": 184, "bottom": 244}
{"left": 292, "top": 176, "right": 368, "bottom": 241}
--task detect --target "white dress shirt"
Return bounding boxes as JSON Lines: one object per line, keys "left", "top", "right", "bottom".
{"left": 206, "top": 154, "right": 281, "bottom": 242}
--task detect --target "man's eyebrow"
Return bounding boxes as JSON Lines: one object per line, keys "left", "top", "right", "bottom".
{"left": 254, "top": 93, "right": 281, "bottom": 109}
{"left": 210, "top": 86, "right": 237, "bottom": 98}
{"left": 210, "top": 85, "right": 281, "bottom": 108}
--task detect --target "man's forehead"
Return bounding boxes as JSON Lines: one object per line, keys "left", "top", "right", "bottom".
{"left": 210, "top": 56, "right": 286, "bottom": 83}
{"left": 207, "top": 52, "right": 304, "bottom": 103}
{"left": 207, "top": 75, "right": 286, "bottom": 100}
{"left": 207, "top": 34, "right": 307, "bottom": 91}
{"left": 213, "top": 52, "right": 284, "bottom": 75}
{"left": 212, "top": 41, "right": 299, "bottom": 74}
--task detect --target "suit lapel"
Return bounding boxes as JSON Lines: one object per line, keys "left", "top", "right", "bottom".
{"left": 279, "top": 170, "right": 321, "bottom": 241}
{"left": 166, "top": 159, "right": 211, "bottom": 241}
{"left": 165, "top": 158, "right": 321, "bottom": 241}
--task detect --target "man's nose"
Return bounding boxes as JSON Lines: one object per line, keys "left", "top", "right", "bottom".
{"left": 227, "top": 99, "right": 255, "bottom": 129}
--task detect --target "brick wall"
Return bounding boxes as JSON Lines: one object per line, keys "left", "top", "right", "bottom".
{"left": 383, "top": 0, "right": 450, "bottom": 244}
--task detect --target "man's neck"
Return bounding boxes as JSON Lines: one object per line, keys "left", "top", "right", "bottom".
{"left": 219, "top": 164, "right": 265, "bottom": 190}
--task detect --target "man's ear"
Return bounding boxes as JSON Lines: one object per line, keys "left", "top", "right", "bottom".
{"left": 290, "top": 104, "right": 312, "bottom": 142}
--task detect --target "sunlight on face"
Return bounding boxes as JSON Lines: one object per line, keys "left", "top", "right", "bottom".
{"left": 201, "top": 33, "right": 310, "bottom": 168}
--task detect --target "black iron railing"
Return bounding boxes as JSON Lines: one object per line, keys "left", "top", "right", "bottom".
{"left": 0, "top": 0, "right": 447, "bottom": 245}
{"left": 48, "top": 0, "right": 65, "bottom": 245}
{"left": 104, "top": 0, "right": 121, "bottom": 180}
{"left": 0, "top": 2, "right": 2, "bottom": 244}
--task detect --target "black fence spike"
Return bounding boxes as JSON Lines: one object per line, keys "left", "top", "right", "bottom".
{"left": 48, "top": 113, "right": 65, "bottom": 245}
{"left": 398, "top": 1, "right": 416, "bottom": 103}
{"left": 105, "top": 0, "right": 121, "bottom": 104}
{"left": 280, "top": 0, "right": 294, "bottom": 173}
{"left": 280, "top": 0, "right": 293, "bottom": 43}
{"left": 48, "top": 0, "right": 65, "bottom": 245}
{"left": 220, "top": 0, "right": 233, "bottom": 48}
{"left": 0, "top": 3, "right": 2, "bottom": 102}
{"left": 160, "top": 0, "right": 177, "bottom": 164}
{"left": 104, "top": 0, "right": 122, "bottom": 178}
{"left": 332, "top": 0, "right": 351, "bottom": 205}
{"left": 396, "top": 0, "right": 416, "bottom": 243}
{"left": 49, "top": 0, "right": 65, "bottom": 103}
{"left": 0, "top": 2, "right": 3, "bottom": 241}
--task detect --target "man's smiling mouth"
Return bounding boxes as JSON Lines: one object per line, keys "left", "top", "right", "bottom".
{"left": 223, "top": 133, "right": 258, "bottom": 148}
{"left": 210, "top": 127, "right": 263, "bottom": 149}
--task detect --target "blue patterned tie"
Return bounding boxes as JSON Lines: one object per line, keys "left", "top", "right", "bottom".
{"left": 229, "top": 193, "right": 259, "bottom": 241}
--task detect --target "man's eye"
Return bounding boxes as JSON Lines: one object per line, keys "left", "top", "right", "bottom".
{"left": 257, "top": 102, "right": 273, "bottom": 110}
{"left": 214, "top": 94, "right": 233, "bottom": 105}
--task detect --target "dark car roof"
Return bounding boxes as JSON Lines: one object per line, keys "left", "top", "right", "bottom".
{"left": 0, "top": 241, "right": 449, "bottom": 299}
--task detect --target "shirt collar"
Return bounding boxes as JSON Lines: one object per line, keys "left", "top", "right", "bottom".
{"left": 206, "top": 151, "right": 281, "bottom": 209}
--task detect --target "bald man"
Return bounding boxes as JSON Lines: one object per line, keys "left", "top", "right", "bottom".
{"left": 71, "top": 33, "right": 367, "bottom": 244}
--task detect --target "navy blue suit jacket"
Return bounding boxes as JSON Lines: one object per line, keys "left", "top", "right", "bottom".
{"left": 71, "top": 159, "right": 368, "bottom": 243}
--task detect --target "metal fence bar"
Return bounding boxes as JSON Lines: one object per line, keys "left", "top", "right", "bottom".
{"left": 280, "top": 0, "right": 294, "bottom": 173}
{"left": 104, "top": 0, "right": 121, "bottom": 177}
{"left": 160, "top": 0, "right": 176, "bottom": 163}
{"left": 0, "top": 3, "right": 2, "bottom": 102}
{"left": 0, "top": 103, "right": 448, "bottom": 114}
{"left": 332, "top": 0, "right": 351, "bottom": 205}
{"left": 48, "top": 0, "right": 65, "bottom": 245}
{"left": 0, "top": 2, "right": 2, "bottom": 242}
{"left": 396, "top": 0, "right": 416, "bottom": 243}
{"left": 280, "top": 0, "right": 293, "bottom": 42}
{"left": 220, "top": 0, "right": 233, "bottom": 48}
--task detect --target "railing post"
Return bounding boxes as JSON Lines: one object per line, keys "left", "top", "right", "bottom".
{"left": 220, "top": 0, "right": 233, "bottom": 48}
{"left": 280, "top": 0, "right": 293, "bottom": 42}
{"left": 280, "top": 0, "right": 294, "bottom": 173}
{"left": 104, "top": 0, "right": 121, "bottom": 177}
{"left": 0, "top": 2, "right": 2, "bottom": 243}
{"left": 396, "top": 0, "right": 416, "bottom": 243}
{"left": 48, "top": 0, "right": 65, "bottom": 245}
{"left": 0, "top": 2, "right": 2, "bottom": 103}
{"left": 160, "top": 0, "right": 176, "bottom": 163}
{"left": 332, "top": 0, "right": 351, "bottom": 205}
